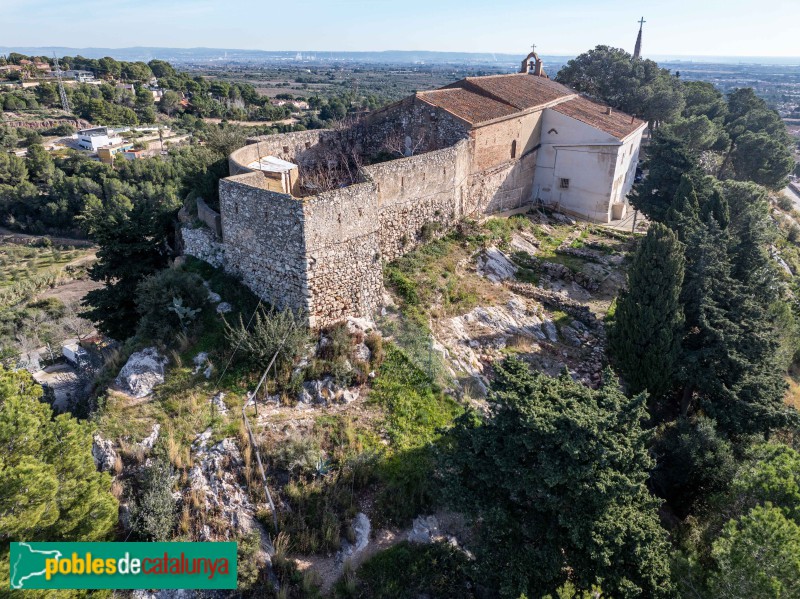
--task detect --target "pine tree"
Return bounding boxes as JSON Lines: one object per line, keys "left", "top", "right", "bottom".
{"left": 0, "top": 366, "right": 117, "bottom": 542}
{"left": 609, "top": 223, "right": 685, "bottom": 410}
{"left": 450, "top": 359, "right": 673, "bottom": 598}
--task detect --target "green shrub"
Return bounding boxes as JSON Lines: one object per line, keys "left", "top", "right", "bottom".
{"left": 224, "top": 306, "right": 309, "bottom": 384}
{"left": 777, "top": 195, "right": 794, "bottom": 212}
{"left": 42, "top": 123, "right": 77, "bottom": 137}
{"left": 384, "top": 267, "right": 419, "bottom": 306}
{"left": 131, "top": 456, "right": 176, "bottom": 541}
{"left": 320, "top": 322, "right": 353, "bottom": 362}
{"left": 135, "top": 268, "right": 208, "bottom": 342}
{"left": 365, "top": 332, "right": 385, "bottom": 368}
{"left": 338, "top": 541, "right": 475, "bottom": 599}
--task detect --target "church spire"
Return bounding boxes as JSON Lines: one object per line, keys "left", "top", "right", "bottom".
{"left": 633, "top": 17, "right": 645, "bottom": 60}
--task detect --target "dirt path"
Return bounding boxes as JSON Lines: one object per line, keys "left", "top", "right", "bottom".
{"left": 293, "top": 526, "right": 408, "bottom": 593}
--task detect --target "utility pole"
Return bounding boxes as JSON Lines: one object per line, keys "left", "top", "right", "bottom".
{"left": 52, "top": 53, "right": 71, "bottom": 114}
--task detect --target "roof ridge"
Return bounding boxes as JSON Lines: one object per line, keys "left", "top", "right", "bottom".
{"left": 462, "top": 72, "right": 527, "bottom": 80}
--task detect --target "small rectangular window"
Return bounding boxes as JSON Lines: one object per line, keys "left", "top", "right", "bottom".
{"left": 559, "top": 178, "right": 570, "bottom": 189}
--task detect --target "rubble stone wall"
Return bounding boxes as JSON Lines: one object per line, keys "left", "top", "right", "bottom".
{"left": 212, "top": 115, "right": 540, "bottom": 327}
{"left": 351, "top": 96, "right": 470, "bottom": 157}
{"left": 302, "top": 182, "right": 383, "bottom": 327}
{"left": 364, "top": 140, "right": 471, "bottom": 261}
{"left": 182, "top": 226, "right": 225, "bottom": 268}
{"left": 219, "top": 172, "right": 309, "bottom": 313}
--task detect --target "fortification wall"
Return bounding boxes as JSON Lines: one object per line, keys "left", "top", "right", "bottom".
{"left": 302, "top": 183, "right": 384, "bottom": 327}
{"left": 230, "top": 130, "right": 337, "bottom": 176}
{"left": 467, "top": 148, "right": 538, "bottom": 214}
{"left": 182, "top": 226, "right": 225, "bottom": 268}
{"left": 364, "top": 140, "right": 471, "bottom": 261}
{"left": 216, "top": 110, "right": 538, "bottom": 327}
{"left": 220, "top": 172, "right": 309, "bottom": 313}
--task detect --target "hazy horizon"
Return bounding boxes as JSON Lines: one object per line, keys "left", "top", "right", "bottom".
{"left": 2, "top": 46, "right": 799, "bottom": 66}
{"left": 5, "top": 0, "right": 799, "bottom": 59}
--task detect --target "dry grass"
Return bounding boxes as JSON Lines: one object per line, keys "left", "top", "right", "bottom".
{"left": 785, "top": 375, "right": 800, "bottom": 410}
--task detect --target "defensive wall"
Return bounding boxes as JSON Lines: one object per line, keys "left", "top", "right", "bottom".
{"left": 188, "top": 97, "right": 540, "bottom": 328}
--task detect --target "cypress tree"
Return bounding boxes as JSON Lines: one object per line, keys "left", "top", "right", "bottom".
{"left": 609, "top": 223, "right": 685, "bottom": 410}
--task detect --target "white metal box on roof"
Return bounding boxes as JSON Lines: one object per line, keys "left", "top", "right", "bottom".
{"left": 246, "top": 155, "right": 299, "bottom": 194}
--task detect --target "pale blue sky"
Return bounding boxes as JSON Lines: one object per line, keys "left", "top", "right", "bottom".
{"left": 3, "top": 0, "right": 799, "bottom": 57}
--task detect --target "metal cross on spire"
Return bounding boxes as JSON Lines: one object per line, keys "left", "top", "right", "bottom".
{"left": 633, "top": 17, "right": 645, "bottom": 59}
{"left": 530, "top": 44, "right": 537, "bottom": 53}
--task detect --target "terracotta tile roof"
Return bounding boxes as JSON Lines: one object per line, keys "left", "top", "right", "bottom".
{"left": 447, "top": 73, "right": 576, "bottom": 111}
{"left": 552, "top": 95, "right": 646, "bottom": 140}
{"left": 417, "top": 88, "right": 519, "bottom": 125}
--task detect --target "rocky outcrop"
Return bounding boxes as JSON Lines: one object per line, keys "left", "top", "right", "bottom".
{"left": 336, "top": 512, "right": 371, "bottom": 565}
{"left": 477, "top": 247, "right": 518, "bottom": 283}
{"left": 408, "top": 515, "right": 440, "bottom": 544}
{"left": 298, "top": 377, "right": 360, "bottom": 405}
{"left": 190, "top": 433, "right": 256, "bottom": 539}
{"left": 507, "top": 283, "right": 603, "bottom": 333}
{"left": 92, "top": 434, "right": 118, "bottom": 473}
{"left": 115, "top": 348, "right": 168, "bottom": 398}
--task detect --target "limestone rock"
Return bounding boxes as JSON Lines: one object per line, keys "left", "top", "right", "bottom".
{"left": 92, "top": 434, "right": 118, "bottom": 473}
{"left": 510, "top": 233, "right": 539, "bottom": 256}
{"left": 189, "top": 436, "right": 255, "bottom": 538}
{"left": 192, "top": 352, "right": 209, "bottom": 375}
{"left": 115, "top": 348, "right": 167, "bottom": 398}
{"left": 139, "top": 424, "right": 161, "bottom": 451}
{"left": 477, "top": 247, "right": 518, "bottom": 283}
{"left": 542, "top": 320, "right": 559, "bottom": 343}
{"left": 561, "top": 326, "right": 583, "bottom": 347}
{"left": 336, "top": 512, "right": 371, "bottom": 566}
{"left": 211, "top": 392, "right": 228, "bottom": 415}
{"left": 352, "top": 342, "right": 372, "bottom": 363}
{"left": 408, "top": 515, "right": 440, "bottom": 544}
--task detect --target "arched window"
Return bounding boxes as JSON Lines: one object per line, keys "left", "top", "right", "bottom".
{"left": 511, "top": 140, "right": 517, "bottom": 159}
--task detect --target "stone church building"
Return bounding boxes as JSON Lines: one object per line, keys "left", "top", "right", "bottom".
{"left": 185, "top": 52, "right": 646, "bottom": 327}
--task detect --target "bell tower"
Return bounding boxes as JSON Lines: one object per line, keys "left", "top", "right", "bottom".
{"left": 633, "top": 17, "right": 645, "bottom": 60}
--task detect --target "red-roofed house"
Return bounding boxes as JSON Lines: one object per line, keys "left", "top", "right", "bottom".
{"left": 352, "top": 51, "right": 645, "bottom": 221}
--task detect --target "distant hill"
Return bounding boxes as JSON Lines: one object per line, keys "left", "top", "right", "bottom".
{"left": 0, "top": 47, "right": 554, "bottom": 66}
{"left": 1, "top": 47, "right": 797, "bottom": 67}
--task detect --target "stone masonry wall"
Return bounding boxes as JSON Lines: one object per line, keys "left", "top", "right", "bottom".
{"left": 302, "top": 183, "right": 383, "bottom": 327}
{"left": 364, "top": 140, "right": 471, "bottom": 261}
{"left": 214, "top": 105, "right": 543, "bottom": 327}
{"left": 231, "top": 130, "right": 338, "bottom": 175}
{"left": 219, "top": 172, "right": 309, "bottom": 314}
{"left": 466, "top": 148, "right": 538, "bottom": 214}
{"left": 182, "top": 226, "right": 225, "bottom": 268}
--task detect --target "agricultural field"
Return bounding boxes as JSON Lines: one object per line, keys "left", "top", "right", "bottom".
{"left": 0, "top": 240, "right": 95, "bottom": 308}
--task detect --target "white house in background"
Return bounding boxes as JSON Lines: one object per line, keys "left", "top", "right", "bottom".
{"left": 63, "top": 70, "right": 95, "bottom": 83}
{"left": 77, "top": 127, "right": 123, "bottom": 151}
{"left": 532, "top": 96, "right": 646, "bottom": 222}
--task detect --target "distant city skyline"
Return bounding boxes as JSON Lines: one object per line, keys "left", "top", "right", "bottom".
{"left": 4, "top": 0, "right": 799, "bottom": 59}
